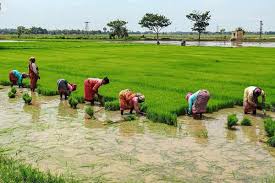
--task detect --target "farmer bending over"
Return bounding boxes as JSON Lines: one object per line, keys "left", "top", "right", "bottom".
{"left": 185, "top": 89, "right": 210, "bottom": 119}
{"left": 84, "top": 77, "right": 109, "bottom": 105}
{"left": 9, "top": 70, "right": 29, "bottom": 87}
{"left": 119, "top": 89, "right": 145, "bottom": 115}
{"left": 57, "top": 79, "right": 77, "bottom": 100}
{"left": 243, "top": 86, "right": 266, "bottom": 115}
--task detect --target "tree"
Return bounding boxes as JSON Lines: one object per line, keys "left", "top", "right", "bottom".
{"left": 17, "top": 26, "right": 26, "bottom": 38}
{"left": 103, "top": 27, "right": 107, "bottom": 33}
{"left": 107, "top": 20, "right": 128, "bottom": 39}
{"left": 186, "top": 11, "right": 211, "bottom": 41}
{"left": 139, "top": 13, "right": 172, "bottom": 45}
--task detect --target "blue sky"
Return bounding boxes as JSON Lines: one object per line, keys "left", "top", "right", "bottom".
{"left": 0, "top": 0, "right": 274, "bottom": 32}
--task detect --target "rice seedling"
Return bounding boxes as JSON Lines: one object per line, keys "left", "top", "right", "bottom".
{"left": 267, "top": 136, "right": 275, "bottom": 147}
{"left": 0, "top": 80, "right": 11, "bottom": 86}
{"left": 264, "top": 118, "right": 275, "bottom": 137}
{"left": 68, "top": 96, "right": 78, "bottom": 109}
{"left": 241, "top": 117, "right": 252, "bottom": 126}
{"left": 11, "top": 86, "right": 17, "bottom": 94}
{"left": 195, "top": 129, "right": 208, "bottom": 138}
{"left": 227, "top": 114, "right": 238, "bottom": 129}
{"left": 105, "top": 101, "right": 120, "bottom": 111}
{"left": 8, "top": 91, "right": 15, "bottom": 98}
{"left": 123, "top": 115, "right": 137, "bottom": 121}
{"left": 85, "top": 107, "right": 94, "bottom": 118}
{"left": 22, "top": 93, "right": 32, "bottom": 105}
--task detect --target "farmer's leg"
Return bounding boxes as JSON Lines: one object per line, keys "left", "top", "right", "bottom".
{"left": 121, "top": 110, "right": 124, "bottom": 115}
{"left": 130, "top": 108, "right": 134, "bottom": 114}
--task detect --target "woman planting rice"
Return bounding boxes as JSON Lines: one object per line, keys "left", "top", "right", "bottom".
{"left": 9, "top": 70, "right": 29, "bottom": 87}
{"left": 119, "top": 89, "right": 145, "bottom": 115}
{"left": 243, "top": 86, "right": 266, "bottom": 115}
{"left": 84, "top": 77, "right": 109, "bottom": 105}
{"left": 185, "top": 89, "right": 210, "bottom": 119}
{"left": 57, "top": 79, "right": 77, "bottom": 100}
{"left": 28, "top": 57, "right": 40, "bottom": 92}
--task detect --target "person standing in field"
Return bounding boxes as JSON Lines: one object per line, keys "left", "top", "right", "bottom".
{"left": 57, "top": 79, "right": 77, "bottom": 100}
{"left": 243, "top": 86, "right": 266, "bottom": 115}
{"left": 9, "top": 70, "right": 29, "bottom": 87}
{"left": 84, "top": 77, "right": 109, "bottom": 105}
{"left": 119, "top": 89, "right": 145, "bottom": 115}
{"left": 28, "top": 57, "right": 40, "bottom": 92}
{"left": 185, "top": 89, "right": 210, "bottom": 119}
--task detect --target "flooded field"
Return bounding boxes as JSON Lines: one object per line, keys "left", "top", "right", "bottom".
{"left": 0, "top": 86, "right": 275, "bottom": 182}
{"left": 134, "top": 40, "right": 275, "bottom": 48}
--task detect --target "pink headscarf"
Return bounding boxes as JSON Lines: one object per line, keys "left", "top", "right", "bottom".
{"left": 254, "top": 88, "right": 262, "bottom": 96}
{"left": 185, "top": 92, "right": 193, "bottom": 101}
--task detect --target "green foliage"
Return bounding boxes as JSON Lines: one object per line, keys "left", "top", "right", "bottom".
{"left": 0, "top": 154, "right": 77, "bottom": 183}
{"left": 11, "top": 87, "right": 17, "bottom": 94}
{"left": 105, "top": 101, "right": 120, "bottom": 111}
{"left": 267, "top": 136, "right": 275, "bottom": 147}
{"left": 68, "top": 96, "right": 78, "bottom": 109}
{"left": 37, "top": 87, "right": 59, "bottom": 96}
{"left": 186, "top": 11, "right": 211, "bottom": 40}
{"left": 8, "top": 91, "right": 15, "bottom": 98}
{"left": 0, "top": 80, "right": 11, "bottom": 86}
{"left": 264, "top": 118, "right": 275, "bottom": 137}
{"left": 107, "top": 20, "right": 128, "bottom": 39}
{"left": 123, "top": 115, "right": 137, "bottom": 121}
{"left": 22, "top": 93, "right": 32, "bottom": 105}
{"left": 85, "top": 107, "right": 94, "bottom": 118}
{"left": 241, "top": 117, "right": 252, "bottom": 126}
{"left": 139, "top": 13, "right": 172, "bottom": 43}
{"left": 227, "top": 114, "right": 238, "bottom": 129}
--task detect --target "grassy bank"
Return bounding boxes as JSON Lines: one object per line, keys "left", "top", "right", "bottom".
{"left": 0, "top": 40, "right": 275, "bottom": 125}
{"left": 0, "top": 153, "right": 76, "bottom": 182}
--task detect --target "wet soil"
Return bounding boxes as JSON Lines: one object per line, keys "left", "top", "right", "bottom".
{"left": 0, "top": 86, "right": 274, "bottom": 182}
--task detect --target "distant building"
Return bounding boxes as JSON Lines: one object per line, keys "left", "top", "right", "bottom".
{"left": 231, "top": 28, "right": 245, "bottom": 41}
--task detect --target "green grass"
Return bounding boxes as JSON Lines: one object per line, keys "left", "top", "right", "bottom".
{"left": 0, "top": 154, "right": 77, "bottom": 183}
{"left": 1, "top": 40, "right": 275, "bottom": 125}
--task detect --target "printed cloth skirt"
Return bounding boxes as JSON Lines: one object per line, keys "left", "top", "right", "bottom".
{"left": 192, "top": 90, "right": 210, "bottom": 114}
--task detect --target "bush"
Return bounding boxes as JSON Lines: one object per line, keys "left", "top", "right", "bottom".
{"left": 11, "top": 87, "right": 17, "bottom": 94}
{"left": 227, "top": 114, "right": 238, "bottom": 129}
{"left": 22, "top": 93, "right": 32, "bottom": 105}
{"left": 8, "top": 92, "right": 15, "bottom": 98}
{"left": 264, "top": 118, "right": 275, "bottom": 137}
{"left": 85, "top": 107, "right": 94, "bottom": 118}
{"left": 68, "top": 96, "right": 78, "bottom": 109}
{"left": 241, "top": 117, "right": 252, "bottom": 126}
{"left": 267, "top": 136, "right": 275, "bottom": 147}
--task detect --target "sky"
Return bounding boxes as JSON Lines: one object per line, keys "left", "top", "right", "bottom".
{"left": 0, "top": 0, "right": 274, "bottom": 32}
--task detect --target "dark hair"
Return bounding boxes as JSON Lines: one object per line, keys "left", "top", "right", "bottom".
{"left": 103, "top": 77, "right": 109, "bottom": 84}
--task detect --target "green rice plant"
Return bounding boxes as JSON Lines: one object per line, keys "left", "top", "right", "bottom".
{"left": 195, "top": 129, "right": 208, "bottom": 138}
{"left": 241, "top": 117, "right": 252, "bottom": 126}
{"left": 264, "top": 118, "right": 275, "bottom": 137}
{"left": 267, "top": 136, "right": 275, "bottom": 147}
{"left": 22, "top": 93, "right": 32, "bottom": 105}
{"left": 105, "top": 101, "right": 120, "bottom": 111}
{"left": 227, "top": 114, "right": 238, "bottom": 129}
{"left": 37, "top": 87, "right": 59, "bottom": 96}
{"left": 75, "top": 95, "right": 85, "bottom": 103}
{"left": 68, "top": 96, "right": 78, "bottom": 109}
{"left": 8, "top": 91, "right": 15, "bottom": 98}
{"left": 11, "top": 86, "right": 17, "bottom": 94}
{"left": 85, "top": 107, "right": 94, "bottom": 118}
{"left": 123, "top": 115, "right": 137, "bottom": 121}
{"left": 0, "top": 154, "right": 77, "bottom": 183}
{"left": 0, "top": 80, "right": 11, "bottom": 86}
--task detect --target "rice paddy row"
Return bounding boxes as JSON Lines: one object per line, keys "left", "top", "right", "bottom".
{"left": 1, "top": 40, "right": 275, "bottom": 125}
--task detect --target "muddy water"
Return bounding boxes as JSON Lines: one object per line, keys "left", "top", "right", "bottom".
{"left": 0, "top": 86, "right": 275, "bottom": 182}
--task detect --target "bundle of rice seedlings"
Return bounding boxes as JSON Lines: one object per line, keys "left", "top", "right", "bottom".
{"left": 227, "top": 114, "right": 238, "bottom": 129}
{"left": 22, "top": 93, "right": 32, "bottom": 105}
{"left": 85, "top": 107, "right": 94, "bottom": 118}
{"left": 264, "top": 118, "right": 275, "bottom": 137}
{"left": 11, "top": 87, "right": 17, "bottom": 94}
{"left": 8, "top": 92, "right": 15, "bottom": 98}
{"left": 241, "top": 117, "right": 252, "bottom": 126}
{"left": 68, "top": 96, "right": 78, "bottom": 109}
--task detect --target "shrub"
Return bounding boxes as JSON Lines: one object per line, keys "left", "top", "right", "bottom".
{"left": 85, "top": 107, "right": 94, "bottom": 118}
{"left": 8, "top": 92, "right": 15, "bottom": 98}
{"left": 68, "top": 96, "right": 78, "bottom": 109}
{"left": 11, "top": 87, "right": 17, "bottom": 94}
{"left": 264, "top": 118, "right": 275, "bottom": 137}
{"left": 267, "top": 136, "right": 275, "bottom": 147}
{"left": 22, "top": 93, "right": 32, "bottom": 105}
{"left": 227, "top": 114, "right": 238, "bottom": 129}
{"left": 241, "top": 117, "right": 252, "bottom": 126}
